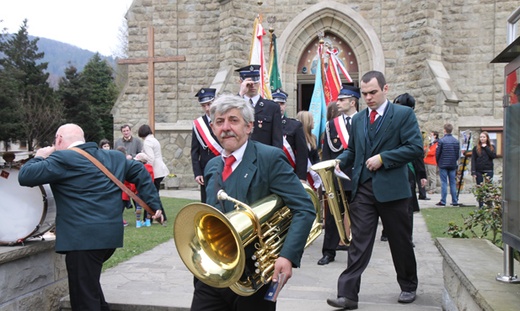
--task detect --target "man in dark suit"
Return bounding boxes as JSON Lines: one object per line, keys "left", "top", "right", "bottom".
{"left": 18, "top": 123, "right": 162, "bottom": 310}
{"left": 191, "top": 87, "right": 222, "bottom": 203}
{"left": 272, "top": 88, "right": 308, "bottom": 181}
{"left": 236, "top": 65, "right": 283, "bottom": 148}
{"left": 327, "top": 71, "right": 423, "bottom": 309}
{"left": 190, "top": 94, "right": 315, "bottom": 311}
{"left": 318, "top": 85, "right": 359, "bottom": 265}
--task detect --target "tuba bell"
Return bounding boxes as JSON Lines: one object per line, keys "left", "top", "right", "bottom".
{"left": 173, "top": 183, "right": 321, "bottom": 296}
{"left": 310, "top": 159, "right": 352, "bottom": 246}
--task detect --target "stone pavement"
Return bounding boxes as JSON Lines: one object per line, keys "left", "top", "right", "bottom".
{"left": 94, "top": 189, "right": 478, "bottom": 311}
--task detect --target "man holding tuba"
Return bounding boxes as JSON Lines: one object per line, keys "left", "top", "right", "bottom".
{"left": 318, "top": 84, "right": 359, "bottom": 266}
{"left": 190, "top": 94, "right": 315, "bottom": 311}
{"left": 327, "top": 71, "right": 423, "bottom": 310}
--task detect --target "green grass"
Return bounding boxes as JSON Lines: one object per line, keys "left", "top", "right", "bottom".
{"left": 103, "top": 197, "right": 196, "bottom": 271}
{"left": 421, "top": 205, "right": 480, "bottom": 238}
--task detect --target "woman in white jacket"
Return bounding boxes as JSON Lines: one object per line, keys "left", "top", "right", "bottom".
{"left": 138, "top": 124, "right": 169, "bottom": 223}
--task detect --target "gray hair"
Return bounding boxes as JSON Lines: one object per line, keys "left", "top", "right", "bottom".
{"left": 210, "top": 94, "right": 255, "bottom": 125}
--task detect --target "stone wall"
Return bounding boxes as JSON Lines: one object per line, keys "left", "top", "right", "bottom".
{"left": 115, "top": 0, "right": 518, "bottom": 189}
{"left": 0, "top": 240, "right": 67, "bottom": 311}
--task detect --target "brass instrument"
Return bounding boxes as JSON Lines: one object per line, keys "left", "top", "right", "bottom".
{"left": 310, "top": 159, "right": 352, "bottom": 246}
{"left": 173, "top": 183, "right": 321, "bottom": 296}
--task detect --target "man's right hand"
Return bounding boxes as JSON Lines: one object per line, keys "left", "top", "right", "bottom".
{"left": 35, "top": 146, "right": 56, "bottom": 159}
{"left": 239, "top": 78, "right": 254, "bottom": 97}
{"left": 195, "top": 175, "right": 204, "bottom": 186}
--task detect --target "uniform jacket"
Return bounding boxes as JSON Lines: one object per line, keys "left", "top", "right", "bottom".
{"left": 337, "top": 102, "right": 424, "bottom": 202}
{"left": 282, "top": 116, "right": 308, "bottom": 180}
{"left": 322, "top": 117, "right": 353, "bottom": 191}
{"left": 250, "top": 97, "right": 283, "bottom": 148}
{"left": 142, "top": 134, "right": 170, "bottom": 179}
{"left": 18, "top": 142, "right": 161, "bottom": 253}
{"left": 204, "top": 140, "right": 315, "bottom": 267}
{"left": 191, "top": 114, "right": 220, "bottom": 178}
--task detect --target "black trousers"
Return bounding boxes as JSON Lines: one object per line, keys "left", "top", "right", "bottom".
{"left": 65, "top": 249, "right": 116, "bottom": 311}
{"left": 191, "top": 279, "right": 276, "bottom": 311}
{"left": 337, "top": 181, "right": 417, "bottom": 301}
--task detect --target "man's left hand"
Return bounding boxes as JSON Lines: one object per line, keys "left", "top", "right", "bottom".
{"left": 272, "top": 256, "right": 292, "bottom": 287}
{"left": 365, "top": 154, "right": 383, "bottom": 171}
{"left": 152, "top": 209, "right": 163, "bottom": 220}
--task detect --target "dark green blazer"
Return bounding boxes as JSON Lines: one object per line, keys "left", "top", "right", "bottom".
{"left": 338, "top": 102, "right": 423, "bottom": 202}
{"left": 18, "top": 142, "right": 162, "bottom": 253}
{"left": 204, "top": 140, "right": 315, "bottom": 267}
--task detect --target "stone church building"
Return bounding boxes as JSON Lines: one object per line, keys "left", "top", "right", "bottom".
{"left": 113, "top": 0, "right": 519, "bottom": 188}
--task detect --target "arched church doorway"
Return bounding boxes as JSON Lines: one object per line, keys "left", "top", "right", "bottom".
{"left": 296, "top": 31, "right": 359, "bottom": 111}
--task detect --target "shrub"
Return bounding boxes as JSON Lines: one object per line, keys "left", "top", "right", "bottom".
{"left": 445, "top": 175, "right": 502, "bottom": 246}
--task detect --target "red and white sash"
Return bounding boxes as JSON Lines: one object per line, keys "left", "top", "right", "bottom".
{"left": 333, "top": 116, "right": 349, "bottom": 149}
{"left": 285, "top": 136, "right": 321, "bottom": 189}
{"left": 282, "top": 136, "right": 296, "bottom": 168}
{"left": 193, "top": 117, "right": 223, "bottom": 156}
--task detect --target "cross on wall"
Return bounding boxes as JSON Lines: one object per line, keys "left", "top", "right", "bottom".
{"left": 118, "top": 26, "right": 186, "bottom": 132}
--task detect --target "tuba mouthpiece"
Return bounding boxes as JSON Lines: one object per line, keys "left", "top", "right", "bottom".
{"left": 217, "top": 189, "right": 229, "bottom": 201}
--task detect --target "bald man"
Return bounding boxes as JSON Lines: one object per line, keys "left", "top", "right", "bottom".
{"left": 19, "top": 123, "right": 163, "bottom": 310}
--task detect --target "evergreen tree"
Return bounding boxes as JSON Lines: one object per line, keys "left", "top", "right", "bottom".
{"left": 82, "top": 53, "right": 117, "bottom": 142}
{"left": 58, "top": 54, "right": 117, "bottom": 143}
{"left": 0, "top": 20, "right": 62, "bottom": 150}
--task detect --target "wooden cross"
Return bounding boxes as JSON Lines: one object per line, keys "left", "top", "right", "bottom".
{"left": 118, "top": 26, "right": 186, "bottom": 132}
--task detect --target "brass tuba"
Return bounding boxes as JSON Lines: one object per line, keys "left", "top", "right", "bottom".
{"left": 310, "top": 159, "right": 352, "bottom": 246}
{"left": 173, "top": 183, "right": 321, "bottom": 296}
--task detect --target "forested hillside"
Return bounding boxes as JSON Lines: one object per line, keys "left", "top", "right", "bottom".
{"left": 34, "top": 36, "right": 116, "bottom": 87}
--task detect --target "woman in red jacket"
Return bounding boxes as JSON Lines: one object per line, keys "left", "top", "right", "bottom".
{"left": 424, "top": 131, "right": 439, "bottom": 194}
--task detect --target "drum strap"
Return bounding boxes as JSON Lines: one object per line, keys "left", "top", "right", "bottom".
{"left": 71, "top": 147, "right": 157, "bottom": 216}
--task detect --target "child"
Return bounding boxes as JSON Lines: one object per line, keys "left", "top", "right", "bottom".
{"left": 134, "top": 153, "right": 155, "bottom": 227}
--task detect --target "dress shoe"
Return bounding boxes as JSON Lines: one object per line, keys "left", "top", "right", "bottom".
{"left": 326, "top": 297, "right": 358, "bottom": 310}
{"left": 317, "top": 255, "right": 334, "bottom": 265}
{"left": 418, "top": 197, "right": 431, "bottom": 200}
{"left": 336, "top": 245, "right": 349, "bottom": 251}
{"left": 380, "top": 235, "right": 388, "bottom": 242}
{"left": 398, "top": 291, "right": 416, "bottom": 303}
{"left": 435, "top": 202, "right": 445, "bottom": 206}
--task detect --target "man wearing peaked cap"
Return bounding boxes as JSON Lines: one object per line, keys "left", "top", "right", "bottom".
{"left": 272, "top": 88, "right": 288, "bottom": 103}
{"left": 191, "top": 87, "right": 222, "bottom": 203}
{"left": 273, "top": 88, "right": 308, "bottom": 181}
{"left": 337, "top": 84, "right": 361, "bottom": 101}
{"left": 318, "top": 84, "right": 359, "bottom": 265}
{"left": 236, "top": 65, "right": 283, "bottom": 148}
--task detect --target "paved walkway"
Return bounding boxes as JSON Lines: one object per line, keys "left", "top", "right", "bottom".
{"left": 97, "top": 189, "right": 477, "bottom": 310}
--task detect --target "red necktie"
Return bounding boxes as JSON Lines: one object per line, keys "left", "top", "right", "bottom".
{"left": 370, "top": 110, "right": 378, "bottom": 124}
{"left": 222, "top": 155, "right": 236, "bottom": 181}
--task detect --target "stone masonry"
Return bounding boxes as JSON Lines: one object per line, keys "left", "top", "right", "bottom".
{"left": 113, "top": 0, "right": 519, "bottom": 188}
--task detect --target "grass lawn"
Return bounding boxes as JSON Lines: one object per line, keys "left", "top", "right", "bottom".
{"left": 421, "top": 205, "right": 482, "bottom": 239}
{"left": 103, "top": 196, "right": 196, "bottom": 271}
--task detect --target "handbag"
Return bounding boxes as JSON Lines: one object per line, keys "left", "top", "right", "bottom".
{"left": 71, "top": 147, "right": 157, "bottom": 216}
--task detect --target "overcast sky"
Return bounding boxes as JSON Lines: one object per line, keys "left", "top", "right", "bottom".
{"left": 1, "top": 0, "right": 134, "bottom": 56}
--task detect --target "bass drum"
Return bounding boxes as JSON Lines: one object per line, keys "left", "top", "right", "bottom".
{"left": 0, "top": 166, "right": 56, "bottom": 245}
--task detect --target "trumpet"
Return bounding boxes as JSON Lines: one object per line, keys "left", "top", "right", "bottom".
{"left": 310, "top": 159, "right": 352, "bottom": 246}
{"left": 173, "top": 183, "right": 321, "bottom": 296}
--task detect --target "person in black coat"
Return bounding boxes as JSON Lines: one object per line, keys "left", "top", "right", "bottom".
{"left": 236, "top": 65, "right": 283, "bottom": 148}
{"left": 318, "top": 85, "right": 359, "bottom": 265}
{"left": 191, "top": 87, "right": 222, "bottom": 203}
{"left": 272, "top": 88, "right": 308, "bottom": 181}
{"left": 471, "top": 131, "right": 496, "bottom": 207}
